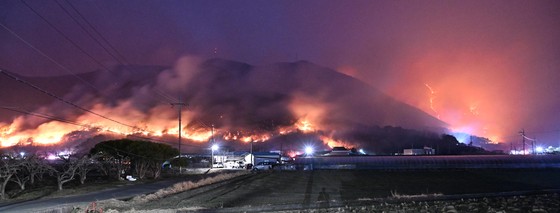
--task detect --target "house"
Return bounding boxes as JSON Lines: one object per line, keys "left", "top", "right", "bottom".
{"left": 326, "top": 146, "right": 352, "bottom": 156}
{"left": 403, "top": 146, "right": 436, "bottom": 155}
{"left": 243, "top": 152, "right": 281, "bottom": 165}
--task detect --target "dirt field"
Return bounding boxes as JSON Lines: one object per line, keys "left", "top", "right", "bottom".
{"left": 101, "top": 169, "right": 560, "bottom": 212}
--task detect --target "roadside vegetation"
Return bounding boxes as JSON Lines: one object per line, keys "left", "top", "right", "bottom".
{"left": 0, "top": 139, "right": 179, "bottom": 202}
{"left": 80, "top": 169, "right": 560, "bottom": 213}
{"left": 95, "top": 171, "right": 250, "bottom": 211}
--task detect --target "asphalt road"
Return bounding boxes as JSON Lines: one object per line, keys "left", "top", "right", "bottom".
{"left": 0, "top": 177, "right": 190, "bottom": 213}
{"left": 4, "top": 169, "right": 560, "bottom": 212}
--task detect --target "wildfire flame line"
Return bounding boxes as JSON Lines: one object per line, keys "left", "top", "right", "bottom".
{"left": 424, "top": 83, "right": 440, "bottom": 119}
{"left": 2, "top": 103, "right": 348, "bottom": 150}
{"left": 0, "top": 70, "right": 148, "bottom": 133}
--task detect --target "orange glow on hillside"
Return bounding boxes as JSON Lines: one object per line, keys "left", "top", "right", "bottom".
{"left": 320, "top": 135, "right": 349, "bottom": 148}
{"left": 295, "top": 119, "right": 314, "bottom": 133}
{"left": 1, "top": 121, "right": 81, "bottom": 146}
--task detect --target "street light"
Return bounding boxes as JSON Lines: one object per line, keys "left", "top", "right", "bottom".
{"left": 359, "top": 149, "right": 366, "bottom": 155}
{"left": 536, "top": 146, "right": 544, "bottom": 154}
{"left": 211, "top": 144, "right": 219, "bottom": 168}
{"left": 304, "top": 146, "right": 314, "bottom": 156}
{"left": 304, "top": 146, "right": 314, "bottom": 170}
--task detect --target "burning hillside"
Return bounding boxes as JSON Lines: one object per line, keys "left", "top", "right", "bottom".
{"left": 1, "top": 58, "right": 449, "bottom": 154}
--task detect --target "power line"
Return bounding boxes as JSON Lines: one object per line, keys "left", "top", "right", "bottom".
{"left": 54, "top": 0, "right": 128, "bottom": 65}
{"left": 0, "top": 20, "right": 100, "bottom": 92}
{"left": 0, "top": 106, "right": 86, "bottom": 128}
{"left": 53, "top": 0, "right": 179, "bottom": 104}
{"left": 61, "top": 0, "right": 130, "bottom": 64}
{"left": 154, "top": 88, "right": 180, "bottom": 103}
{"left": 4, "top": 0, "right": 175, "bottom": 111}
{"left": 2, "top": 3, "right": 175, "bottom": 131}
{"left": 19, "top": 0, "right": 116, "bottom": 75}
{"left": 0, "top": 24, "right": 176, "bottom": 143}
{"left": 0, "top": 69, "right": 141, "bottom": 133}
{"left": 20, "top": 0, "right": 177, "bottom": 105}
{"left": 3, "top": 1, "right": 182, "bottom": 143}
{"left": 0, "top": 105, "right": 206, "bottom": 150}
{"left": 0, "top": 21, "right": 175, "bottom": 141}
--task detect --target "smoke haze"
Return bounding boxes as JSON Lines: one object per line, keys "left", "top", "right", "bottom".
{"left": 1, "top": 58, "right": 447, "bottom": 153}
{"left": 1, "top": 0, "right": 560, "bottom": 147}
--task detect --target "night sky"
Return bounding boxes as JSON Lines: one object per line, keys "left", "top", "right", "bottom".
{"left": 1, "top": 0, "right": 560, "bottom": 146}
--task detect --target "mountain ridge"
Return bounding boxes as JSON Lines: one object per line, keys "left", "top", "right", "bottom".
{"left": 1, "top": 58, "right": 447, "bottom": 152}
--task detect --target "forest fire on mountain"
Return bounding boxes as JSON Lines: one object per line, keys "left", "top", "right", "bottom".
{"left": 0, "top": 109, "right": 345, "bottom": 153}
{"left": 1, "top": 59, "right": 462, "bottom": 154}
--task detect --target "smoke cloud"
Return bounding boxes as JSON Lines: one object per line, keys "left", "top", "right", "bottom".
{"left": 1, "top": 57, "right": 447, "bottom": 153}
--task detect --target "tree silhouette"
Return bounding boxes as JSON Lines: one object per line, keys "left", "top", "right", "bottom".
{"left": 90, "top": 139, "right": 178, "bottom": 180}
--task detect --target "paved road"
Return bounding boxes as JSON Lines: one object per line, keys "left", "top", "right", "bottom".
{"left": 4, "top": 169, "right": 560, "bottom": 212}
{"left": 0, "top": 177, "right": 194, "bottom": 213}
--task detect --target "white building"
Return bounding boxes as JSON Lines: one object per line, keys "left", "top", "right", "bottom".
{"left": 403, "top": 147, "right": 436, "bottom": 155}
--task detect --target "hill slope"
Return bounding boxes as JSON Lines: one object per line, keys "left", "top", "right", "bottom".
{"left": 1, "top": 59, "right": 446, "bottom": 153}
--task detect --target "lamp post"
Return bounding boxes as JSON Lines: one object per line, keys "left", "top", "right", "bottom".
{"left": 305, "top": 146, "right": 314, "bottom": 170}
{"left": 305, "top": 146, "right": 314, "bottom": 156}
{"left": 211, "top": 144, "right": 219, "bottom": 169}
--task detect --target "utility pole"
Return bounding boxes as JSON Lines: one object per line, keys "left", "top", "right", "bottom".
{"left": 532, "top": 138, "right": 536, "bottom": 155}
{"left": 211, "top": 124, "right": 215, "bottom": 144}
{"left": 250, "top": 139, "right": 254, "bottom": 166}
{"left": 519, "top": 129, "right": 525, "bottom": 155}
{"left": 510, "top": 142, "right": 513, "bottom": 154}
{"left": 171, "top": 101, "right": 187, "bottom": 173}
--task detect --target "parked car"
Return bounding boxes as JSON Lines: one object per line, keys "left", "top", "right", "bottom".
{"left": 224, "top": 160, "right": 236, "bottom": 169}
{"left": 253, "top": 161, "right": 274, "bottom": 170}
{"left": 236, "top": 161, "right": 246, "bottom": 169}
{"left": 224, "top": 160, "right": 244, "bottom": 169}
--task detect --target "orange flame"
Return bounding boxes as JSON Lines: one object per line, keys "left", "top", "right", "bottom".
{"left": 319, "top": 135, "right": 349, "bottom": 148}
{"left": 295, "top": 119, "right": 315, "bottom": 133}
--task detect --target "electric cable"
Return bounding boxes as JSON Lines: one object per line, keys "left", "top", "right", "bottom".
{"left": 60, "top": 0, "right": 130, "bottom": 65}
{"left": 0, "top": 69, "right": 141, "bottom": 132}
{"left": 0, "top": 20, "right": 100, "bottom": 92}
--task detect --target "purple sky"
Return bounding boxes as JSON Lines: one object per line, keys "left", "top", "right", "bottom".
{"left": 1, "top": 0, "right": 560, "bottom": 147}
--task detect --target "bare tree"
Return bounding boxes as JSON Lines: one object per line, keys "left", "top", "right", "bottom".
{"left": 97, "top": 155, "right": 129, "bottom": 180}
{"left": 76, "top": 154, "right": 101, "bottom": 185}
{"left": 9, "top": 167, "right": 28, "bottom": 191}
{"left": 90, "top": 139, "right": 178, "bottom": 180}
{"left": 133, "top": 159, "right": 149, "bottom": 180}
{"left": 0, "top": 158, "right": 20, "bottom": 200}
{"left": 10, "top": 155, "right": 48, "bottom": 191}
{"left": 27, "top": 155, "right": 49, "bottom": 185}
{"left": 47, "top": 156, "right": 80, "bottom": 191}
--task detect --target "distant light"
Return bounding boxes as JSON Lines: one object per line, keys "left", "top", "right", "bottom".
{"left": 359, "top": 149, "right": 366, "bottom": 154}
{"left": 510, "top": 150, "right": 523, "bottom": 155}
{"left": 304, "top": 146, "right": 314, "bottom": 155}
{"left": 536, "top": 146, "right": 544, "bottom": 153}
{"left": 19, "top": 152, "right": 25, "bottom": 157}
{"left": 211, "top": 144, "right": 219, "bottom": 151}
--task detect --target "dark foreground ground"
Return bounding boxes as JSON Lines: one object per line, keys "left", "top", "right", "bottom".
{"left": 104, "top": 169, "right": 560, "bottom": 212}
